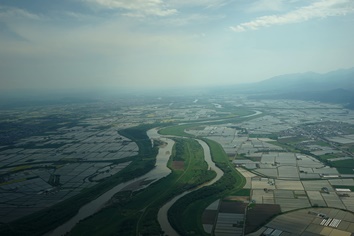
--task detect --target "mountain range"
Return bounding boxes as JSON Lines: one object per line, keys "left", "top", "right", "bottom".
{"left": 246, "top": 67, "right": 354, "bottom": 108}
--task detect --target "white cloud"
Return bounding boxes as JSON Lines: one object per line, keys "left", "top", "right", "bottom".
{"left": 167, "top": 0, "right": 230, "bottom": 9}
{"left": 0, "top": 6, "right": 40, "bottom": 20}
{"left": 84, "top": 0, "right": 177, "bottom": 17}
{"left": 158, "top": 13, "right": 225, "bottom": 27}
{"left": 248, "top": 0, "right": 285, "bottom": 12}
{"left": 231, "top": 0, "right": 354, "bottom": 32}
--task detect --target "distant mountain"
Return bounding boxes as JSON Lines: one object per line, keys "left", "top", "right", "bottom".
{"left": 251, "top": 88, "right": 354, "bottom": 102}
{"left": 247, "top": 67, "right": 354, "bottom": 108}
{"left": 254, "top": 67, "right": 354, "bottom": 93}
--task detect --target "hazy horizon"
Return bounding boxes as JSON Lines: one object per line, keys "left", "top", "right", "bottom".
{"left": 1, "top": 0, "right": 354, "bottom": 90}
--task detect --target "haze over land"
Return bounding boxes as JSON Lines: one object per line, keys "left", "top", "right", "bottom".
{"left": 1, "top": 0, "right": 354, "bottom": 91}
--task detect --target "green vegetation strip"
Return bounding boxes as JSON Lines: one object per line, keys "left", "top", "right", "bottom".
{"left": 158, "top": 108, "right": 264, "bottom": 137}
{"left": 159, "top": 124, "right": 196, "bottom": 137}
{"left": 0, "top": 124, "right": 158, "bottom": 236}
{"left": 168, "top": 138, "right": 246, "bottom": 235}
{"left": 162, "top": 107, "right": 255, "bottom": 126}
{"left": 70, "top": 138, "right": 215, "bottom": 236}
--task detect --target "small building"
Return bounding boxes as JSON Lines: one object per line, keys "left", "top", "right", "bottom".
{"left": 335, "top": 188, "right": 351, "bottom": 192}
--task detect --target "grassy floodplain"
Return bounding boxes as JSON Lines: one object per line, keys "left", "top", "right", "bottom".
{"left": 159, "top": 109, "right": 264, "bottom": 139}
{"left": 0, "top": 124, "right": 158, "bottom": 236}
{"left": 158, "top": 123, "right": 246, "bottom": 235}
{"left": 168, "top": 138, "right": 246, "bottom": 235}
{"left": 70, "top": 138, "right": 215, "bottom": 235}
{"left": 159, "top": 124, "right": 196, "bottom": 138}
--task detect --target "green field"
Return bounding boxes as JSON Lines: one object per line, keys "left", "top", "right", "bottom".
{"left": 316, "top": 159, "right": 354, "bottom": 174}
{"left": 158, "top": 108, "right": 263, "bottom": 137}
{"left": 159, "top": 124, "right": 196, "bottom": 137}
{"left": 319, "top": 153, "right": 341, "bottom": 160}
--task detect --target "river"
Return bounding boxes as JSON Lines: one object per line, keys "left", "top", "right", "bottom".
{"left": 157, "top": 139, "right": 224, "bottom": 236}
{"left": 178, "top": 110, "right": 262, "bottom": 126}
{"left": 48, "top": 128, "right": 174, "bottom": 236}
{"left": 243, "top": 110, "right": 262, "bottom": 118}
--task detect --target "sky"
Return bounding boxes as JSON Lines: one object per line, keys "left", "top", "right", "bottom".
{"left": 0, "top": 0, "right": 354, "bottom": 91}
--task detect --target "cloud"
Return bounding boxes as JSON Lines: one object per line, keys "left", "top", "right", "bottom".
{"left": 231, "top": 0, "right": 354, "bottom": 32}
{"left": 0, "top": 5, "right": 40, "bottom": 21}
{"left": 84, "top": 0, "right": 177, "bottom": 17}
{"left": 167, "top": 0, "right": 230, "bottom": 9}
{"left": 248, "top": 0, "right": 285, "bottom": 12}
{"left": 0, "top": 6, "right": 41, "bottom": 43}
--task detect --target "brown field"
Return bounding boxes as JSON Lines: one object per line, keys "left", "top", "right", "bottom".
{"left": 219, "top": 201, "right": 248, "bottom": 214}
{"left": 202, "top": 210, "right": 218, "bottom": 224}
{"left": 224, "top": 196, "right": 250, "bottom": 202}
{"left": 245, "top": 204, "right": 282, "bottom": 234}
{"left": 172, "top": 160, "right": 184, "bottom": 170}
